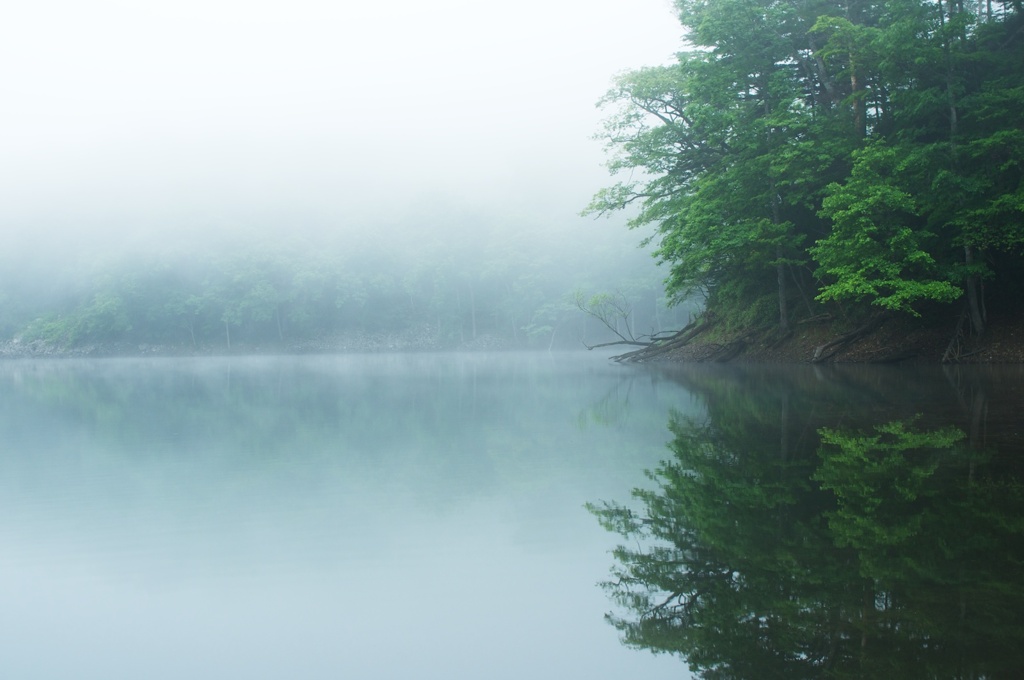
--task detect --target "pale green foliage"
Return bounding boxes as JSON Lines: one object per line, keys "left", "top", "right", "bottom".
{"left": 812, "top": 143, "right": 962, "bottom": 313}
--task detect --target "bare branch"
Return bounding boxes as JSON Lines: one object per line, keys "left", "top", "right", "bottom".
{"left": 574, "top": 290, "right": 650, "bottom": 349}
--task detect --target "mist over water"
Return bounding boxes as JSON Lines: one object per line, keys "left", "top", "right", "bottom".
{"left": 0, "top": 353, "right": 695, "bottom": 679}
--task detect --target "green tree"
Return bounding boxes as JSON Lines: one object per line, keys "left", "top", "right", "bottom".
{"left": 811, "top": 141, "right": 962, "bottom": 313}
{"left": 590, "top": 0, "right": 1024, "bottom": 337}
{"left": 587, "top": 0, "right": 857, "bottom": 333}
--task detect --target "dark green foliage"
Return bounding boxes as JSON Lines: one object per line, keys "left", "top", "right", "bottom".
{"left": 590, "top": 367, "right": 1024, "bottom": 678}
{"left": 590, "top": 0, "right": 1024, "bottom": 331}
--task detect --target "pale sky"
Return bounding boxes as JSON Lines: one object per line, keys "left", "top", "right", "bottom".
{"left": 1, "top": 0, "right": 681, "bottom": 250}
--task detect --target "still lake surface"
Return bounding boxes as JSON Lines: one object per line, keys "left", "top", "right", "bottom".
{"left": 0, "top": 352, "right": 690, "bottom": 680}
{"left": 1, "top": 353, "right": 1022, "bottom": 679}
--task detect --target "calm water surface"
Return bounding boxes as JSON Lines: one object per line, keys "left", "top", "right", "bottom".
{"left": 3, "top": 355, "right": 1023, "bottom": 679}
{"left": 594, "top": 362, "right": 1024, "bottom": 679}
{"left": 0, "top": 352, "right": 692, "bottom": 680}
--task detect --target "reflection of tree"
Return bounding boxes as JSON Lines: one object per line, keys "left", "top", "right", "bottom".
{"left": 591, "top": 409, "right": 1024, "bottom": 679}
{"left": 816, "top": 422, "right": 1024, "bottom": 679}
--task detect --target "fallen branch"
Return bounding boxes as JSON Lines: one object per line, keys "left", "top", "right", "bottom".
{"left": 583, "top": 339, "right": 650, "bottom": 350}
{"left": 575, "top": 290, "right": 650, "bottom": 349}
{"left": 610, "top": 317, "right": 717, "bottom": 362}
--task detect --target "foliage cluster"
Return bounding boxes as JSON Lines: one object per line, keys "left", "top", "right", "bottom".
{"left": 588, "top": 0, "right": 1024, "bottom": 335}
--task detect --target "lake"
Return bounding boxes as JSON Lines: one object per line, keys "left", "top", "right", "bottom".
{"left": 0, "top": 353, "right": 690, "bottom": 680}
{"left": 2, "top": 354, "right": 1022, "bottom": 679}
{"left": 591, "top": 361, "right": 1024, "bottom": 679}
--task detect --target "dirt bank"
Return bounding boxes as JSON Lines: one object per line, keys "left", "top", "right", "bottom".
{"left": 621, "top": 313, "right": 1024, "bottom": 364}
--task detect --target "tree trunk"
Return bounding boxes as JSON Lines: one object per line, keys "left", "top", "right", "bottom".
{"left": 940, "top": 0, "right": 984, "bottom": 336}
{"left": 547, "top": 323, "right": 558, "bottom": 351}
{"left": 777, "top": 257, "right": 790, "bottom": 334}
{"left": 851, "top": 68, "right": 867, "bottom": 139}
{"left": 964, "top": 245, "right": 986, "bottom": 335}
{"left": 770, "top": 190, "right": 790, "bottom": 334}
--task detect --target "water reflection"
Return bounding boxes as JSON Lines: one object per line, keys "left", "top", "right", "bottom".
{"left": 0, "top": 354, "right": 693, "bottom": 680}
{"left": 591, "top": 364, "right": 1024, "bottom": 679}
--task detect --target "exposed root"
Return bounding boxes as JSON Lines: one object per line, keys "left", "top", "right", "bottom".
{"left": 942, "top": 308, "right": 969, "bottom": 363}
{"left": 811, "top": 315, "right": 886, "bottom": 363}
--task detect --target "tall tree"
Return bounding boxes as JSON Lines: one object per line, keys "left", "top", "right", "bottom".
{"left": 590, "top": 0, "right": 1024, "bottom": 336}
{"left": 588, "top": 0, "right": 856, "bottom": 333}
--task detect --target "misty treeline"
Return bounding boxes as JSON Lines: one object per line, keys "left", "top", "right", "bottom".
{"left": 588, "top": 0, "right": 1024, "bottom": 336}
{"left": 0, "top": 216, "right": 690, "bottom": 352}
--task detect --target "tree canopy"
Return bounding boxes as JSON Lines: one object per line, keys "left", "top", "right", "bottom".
{"left": 588, "top": 0, "right": 1024, "bottom": 336}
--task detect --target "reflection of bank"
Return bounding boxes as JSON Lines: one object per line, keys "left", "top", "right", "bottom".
{"left": 590, "top": 364, "right": 1024, "bottom": 679}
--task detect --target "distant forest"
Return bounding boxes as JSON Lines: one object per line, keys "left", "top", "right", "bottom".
{"left": 0, "top": 217, "right": 690, "bottom": 353}
{"left": 588, "top": 0, "right": 1024, "bottom": 337}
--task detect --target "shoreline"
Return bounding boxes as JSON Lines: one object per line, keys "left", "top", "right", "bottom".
{"left": 3, "top": 316, "right": 1023, "bottom": 364}
{"left": 622, "top": 313, "right": 1024, "bottom": 364}
{"left": 0, "top": 327, "right": 513, "bottom": 359}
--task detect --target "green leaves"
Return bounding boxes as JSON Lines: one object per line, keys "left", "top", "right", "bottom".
{"left": 812, "top": 142, "right": 962, "bottom": 313}
{"left": 814, "top": 420, "right": 964, "bottom": 565}
{"left": 592, "top": 0, "right": 1024, "bottom": 329}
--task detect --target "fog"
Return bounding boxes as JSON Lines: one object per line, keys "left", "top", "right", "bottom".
{"left": 0, "top": 0, "right": 689, "bottom": 352}
{"left": 2, "top": 0, "right": 680, "bottom": 249}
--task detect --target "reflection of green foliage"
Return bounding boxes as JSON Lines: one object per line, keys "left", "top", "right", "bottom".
{"left": 590, "top": 411, "right": 843, "bottom": 679}
{"left": 575, "top": 382, "right": 637, "bottom": 429}
{"left": 576, "top": 372, "right": 701, "bottom": 432}
{"left": 592, "top": 398, "right": 1024, "bottom": 678}
{"left": 815, "top": 421, "right": 964, "bottom": 576}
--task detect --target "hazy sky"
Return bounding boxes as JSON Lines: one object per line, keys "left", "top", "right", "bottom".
{"left": 1, "top": 0, "right": 681, "bottom": 250}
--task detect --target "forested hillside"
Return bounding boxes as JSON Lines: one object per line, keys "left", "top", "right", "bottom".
{"left": 0, "top": 215, "right": 689, "bottom": 354}
{"left": 589, "top": 0, "right": 1024, "bottom": 344}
